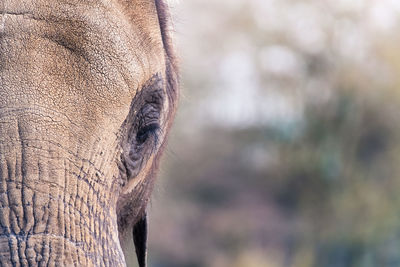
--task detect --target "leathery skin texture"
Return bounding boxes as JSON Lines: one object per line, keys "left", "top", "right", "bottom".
{"left": 0, "top": 0, "right": 178, "bottom": 266}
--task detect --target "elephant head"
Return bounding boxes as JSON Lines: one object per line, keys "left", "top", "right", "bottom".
{"left": 0, "top": 0, "right": 178, "bottom": 266}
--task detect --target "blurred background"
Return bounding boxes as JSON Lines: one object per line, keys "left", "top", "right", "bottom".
{"left": 146, "top": 0, "right": 400, "bottom": 266}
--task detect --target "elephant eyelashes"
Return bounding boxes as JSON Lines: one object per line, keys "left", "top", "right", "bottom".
{"left": 121, "top": 75, "right": 165, "bottom": 181}
{"left": 136, "top": 123, "right": 160, "bottom": 145}
{"left": 134, "top": 89, "right": 164, "bottom": 147}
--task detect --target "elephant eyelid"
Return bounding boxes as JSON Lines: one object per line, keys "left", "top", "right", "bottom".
{"left": 132, "top": 75, "right": 165, "bottom": 151}
{"left": 136, "top": 102, "right": 162, "bottom": 150}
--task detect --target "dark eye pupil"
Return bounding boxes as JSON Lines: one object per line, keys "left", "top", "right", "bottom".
{"left": 136, "top": 123, "right": 160, "bottom": 144}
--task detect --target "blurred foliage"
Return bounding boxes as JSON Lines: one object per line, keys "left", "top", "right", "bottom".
{"left": 135, "top": 0, "right": 400, "bottom": 267}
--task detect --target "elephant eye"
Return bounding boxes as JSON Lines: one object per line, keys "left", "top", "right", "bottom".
{"left": 120, "top": 75, "right": 165, "bottom": 181}
{"left": 136, "top": 123, "right": 160, "bottom": 144}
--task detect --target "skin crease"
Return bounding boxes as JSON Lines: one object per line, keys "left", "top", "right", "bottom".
{"left": 0, "top": 0, "right": 177, "bottom": 266}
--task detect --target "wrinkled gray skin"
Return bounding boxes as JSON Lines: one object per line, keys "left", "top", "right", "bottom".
{"left": 0, "top": 0, "right": 178, "bottom": 266}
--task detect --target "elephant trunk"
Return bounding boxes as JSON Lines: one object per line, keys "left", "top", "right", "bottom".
{"left": 0, "top": 112, "right": 126, "bottom": 266}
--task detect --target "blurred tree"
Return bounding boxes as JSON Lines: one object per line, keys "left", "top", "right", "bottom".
{"left": 138, "top": 1, "right": 400, "bottom": 267}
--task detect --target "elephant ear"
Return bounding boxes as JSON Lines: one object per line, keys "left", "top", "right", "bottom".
{"left": 133, "top": 212, "right": 148, "bottom": 267}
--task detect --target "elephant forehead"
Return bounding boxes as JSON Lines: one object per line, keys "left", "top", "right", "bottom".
{"left": 0, "top": 0, "right": 165, "bottom": 95}
{"left": 0, "top": 0, "right": 166, "bottom": 131}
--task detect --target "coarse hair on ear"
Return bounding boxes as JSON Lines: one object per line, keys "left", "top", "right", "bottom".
{"left": 155, "top": 0, "right": 180, "bottom": 123}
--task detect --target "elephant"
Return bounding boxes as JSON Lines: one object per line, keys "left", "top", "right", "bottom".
{"left": 0, "top": 0, "right": 178, "bottom": 266}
